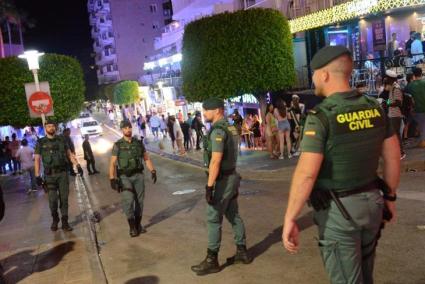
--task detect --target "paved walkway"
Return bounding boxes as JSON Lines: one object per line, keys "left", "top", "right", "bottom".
{"left": 0, "top": 173, "right": 105, "bottom": 283}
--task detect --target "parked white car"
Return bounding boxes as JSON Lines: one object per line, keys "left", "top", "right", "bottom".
{"left": 80, "top": 119, "right": 103, "bottom": 138}
{"left": 76, "top": 112, "right": 92, "bottom": 128}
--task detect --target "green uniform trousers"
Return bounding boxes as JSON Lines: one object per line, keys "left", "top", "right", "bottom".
{"left": 119, "top": 173, "right": 145, "bottom": 219}
{"left": 313, "top": 189, "right": 384, "bottom": 284}
{"left": 45, "top": 171, "right": 69, "bottom": 217}
{"left": 207, "top": 173, "right": 246, "bottom": 252}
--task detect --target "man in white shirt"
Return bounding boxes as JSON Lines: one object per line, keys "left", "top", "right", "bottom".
{"left": 149, "top": 113, "right": 161, "bottom": 139}
{"left": 15, "top": 139, "right": 37, "bottom": 193}
{"left": 411, "top": 33, "right": 424, "bottom": 64}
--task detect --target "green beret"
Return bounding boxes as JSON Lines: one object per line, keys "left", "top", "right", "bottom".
{"left": 310, "top": 45, "right": 352, "bottom": 70}
{"left": 44, "top": 117, "right": 56, "bottom": 126}
{"left": 120, "top": 120, "right": 132, "bottom": 129}
{"left": 202, "top": 98, "right": 224, "bottom": 110}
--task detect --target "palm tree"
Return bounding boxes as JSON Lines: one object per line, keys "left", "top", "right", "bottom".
{"left": 0, "top": 0, "right": 34, "bottom": 58}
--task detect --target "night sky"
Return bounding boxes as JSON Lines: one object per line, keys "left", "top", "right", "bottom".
{"left": 16, "top": 0, "right": 97, "bottom": 100}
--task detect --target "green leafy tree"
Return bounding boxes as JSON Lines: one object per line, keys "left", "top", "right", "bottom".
{"left": 182, "top": 8, "right": 295, "bottom": 107}
{"left": 112, "top": 80, "right": 139, "bottom": 105}
{"left": 104, "top": 83, "right": 117, "bottom": 102}
{"left": 0, "top": 54, "right": 85, "bottom": 127}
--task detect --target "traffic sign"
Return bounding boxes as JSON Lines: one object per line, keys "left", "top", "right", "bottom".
{"left": 24, "top": 81, "right": 54, "bottom": 118}
{"left": 28, "top": 91, "right": 53, "bottom": 114}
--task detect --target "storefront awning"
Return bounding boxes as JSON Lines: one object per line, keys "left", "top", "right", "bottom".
{"left": 289, "top": 0, "right": 425, "bottom": 33}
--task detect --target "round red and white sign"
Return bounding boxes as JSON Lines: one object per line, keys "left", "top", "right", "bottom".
{"left": 28, "top": 91, "right": 53, "bottom": 114}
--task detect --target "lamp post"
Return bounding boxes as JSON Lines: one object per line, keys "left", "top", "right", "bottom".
{"left": 19, "top": 50, "right": 46, "bottom": 124}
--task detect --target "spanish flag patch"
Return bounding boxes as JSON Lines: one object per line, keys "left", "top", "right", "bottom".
{"left": 215, "top": 137, "right": 223, "bottom": 142}
{"left": 305, "top": 131, "right": 316, "bottom": 136}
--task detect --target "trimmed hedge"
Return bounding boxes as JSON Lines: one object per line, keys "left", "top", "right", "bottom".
{"left": 0, "top": 54, "right": 85, "bottom": 127}
{"left": 182, "top": 8, "right": 295, "bottom": 101}
{"left": 112, "top": 80, "right": 139, "bottom": 105}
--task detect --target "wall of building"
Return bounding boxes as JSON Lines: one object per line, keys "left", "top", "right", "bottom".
{"left": 109, "top": 0, "right": 167, "bottom": 81}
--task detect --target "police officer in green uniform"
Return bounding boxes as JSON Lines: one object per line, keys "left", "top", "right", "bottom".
{"left": 34, "top": 118, "right": 84, "bottom": 231}
{"left": 282, "top": 46, "right": 401, "bottom": 283}
{"left": 109, "top": 120, "right": 157, "bottom": 237}
{"left": 191, "top": 98, "right": 251, "bottom": 276}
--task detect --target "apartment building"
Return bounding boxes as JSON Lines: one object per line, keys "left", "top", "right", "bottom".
{"left": 88, "top": 0, "right": 172, "bottom": 85}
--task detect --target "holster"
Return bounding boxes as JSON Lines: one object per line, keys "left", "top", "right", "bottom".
{"left": 308, "top": 189, "right": 332, "bottom": 211}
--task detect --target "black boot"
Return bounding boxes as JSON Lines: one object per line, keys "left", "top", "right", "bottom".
{"left": 51, "top": 213, "right": 60, "bottom": 231}
{"left": 135, "top": 215, "right": 146, "bottom": 234}
{"left": 127, "top": 218, "right": 138, "bottom": 237}
{"left": 232, "top": 245, "right": 252, "bottom": 264}
{"left": 61, "top": 216, "right": 73, "bottom": 231}
{"left": 191, "top": 249, "right": 220, "bottom": 276}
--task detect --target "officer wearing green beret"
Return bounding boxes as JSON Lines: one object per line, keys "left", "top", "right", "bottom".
{"left": 191, "top": 98, "right": 251, "bottom": 276}
{"left": 34, "top": 118, "right": 84, "bottom": 231}
{"left": 282, "top": 46, "right": 401, "bottom": 283}
{"left": 109, "top": 120, "right": 157, "bottom": 237}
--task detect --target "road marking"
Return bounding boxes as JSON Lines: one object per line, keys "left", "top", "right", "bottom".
{"left": 172, "top": 189, "right": 197, "bottom": 195}
{"left": 74, "top": 175, "right": 109, "bottom": 283}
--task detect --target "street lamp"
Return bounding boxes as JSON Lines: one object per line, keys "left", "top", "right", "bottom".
{"left": 19, "top": 50, "right": 46, "bottom": 124}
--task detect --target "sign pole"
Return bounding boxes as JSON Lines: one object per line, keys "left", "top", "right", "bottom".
{"left": 31, "top": 69, "right": 46, "bottom": 126}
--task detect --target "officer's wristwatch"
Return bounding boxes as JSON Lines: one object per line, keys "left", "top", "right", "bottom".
{"left": 384, "top": 193, "right": 397, "bottom": 201}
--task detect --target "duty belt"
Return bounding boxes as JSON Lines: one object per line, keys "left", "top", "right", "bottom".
{"left": 220, "top": 168, "right": 236, "bottom": 176}
{"left": 44, "top": 167, "right": 66, "bottom": 175}
{"left": 118, "top": 169, "right": 143, "bottom": 177}
{"left": 334, "top": 180, "right": 380, "bottom": 198}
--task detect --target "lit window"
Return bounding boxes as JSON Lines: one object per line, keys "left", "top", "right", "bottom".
{"left": 150, "top": 4, "right": 157, "bottom": 13}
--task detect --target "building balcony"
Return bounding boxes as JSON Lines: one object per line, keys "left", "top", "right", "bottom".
{"left": 101, "top": 49, "right": 117, "bottom": 62}
{"left": 100, "top": 2, "right": 110, "bottom": 11}
{"left": 89, "top": 15, "right": 97, "bottom": 26}
{"left": 154, "top": 21, "right": 185, "bottom": 50}
{"left": 99, "top": 36, "right": 114, "bottom": 46}
{"left": 87, "top": 0, "right": 95, "bottom": 11}
{"left": 93, "top": 41, "right": 102, "bottom": 52}
{"left": 99, "top": 74, "right": 120, "bottom": 84}
{"left": 97, "top": 18, "right": 112, "bottom": 27}
{"left": 91, "top": 28, "right": 99, "bottom": 39}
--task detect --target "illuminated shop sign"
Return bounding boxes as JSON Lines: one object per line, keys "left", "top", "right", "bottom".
{"left": 289, "top": 0, "right": 425, "bottom": 33}
{"left": 229, "top": 94, "right": 259, "bottom": 104}
{"left": 347, "top": 0, "right": 378, "bottom": 15}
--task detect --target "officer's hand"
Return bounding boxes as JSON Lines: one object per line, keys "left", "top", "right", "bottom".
{"left": 36, "top": 176, "right": 44, "bottom": 187}
{"left": 77, "top": 164, "right": 84, "bottom": 176}
{"left": 282, "top": 219, "right": 300, "bottom": 254}
{"left": 110, "top": 179, "right": 118, "bottom": 191}
{"left": 205, "top": 185, "right": 214, "bottom": 205}
{"left": 151, "top": 170, "right": 157, "bottom": 184}
{"left": 384, "top": 200, "right": 397, "bottom": 224}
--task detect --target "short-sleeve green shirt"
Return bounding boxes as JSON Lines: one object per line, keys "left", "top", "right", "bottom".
{"left": 300, "top": 114, "right": 327, "bottom": 153}
{"left": 210, "top": 128, "right": 226, "bottom": 153}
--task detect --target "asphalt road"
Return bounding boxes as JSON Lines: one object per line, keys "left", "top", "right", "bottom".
{"left": 71, "top": 125, "right": 425, "bottom": 284}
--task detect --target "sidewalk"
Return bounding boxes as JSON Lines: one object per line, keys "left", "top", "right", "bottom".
{"left": 94, "top": 111, "right": 425, "bottom": 180}
{"left": 0, "top": 173, "right": 105, "bottom": 283}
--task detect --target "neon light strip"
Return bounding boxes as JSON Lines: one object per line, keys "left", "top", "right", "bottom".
{"left": 289, "top": 0, "right": 425, "bottom": 33}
